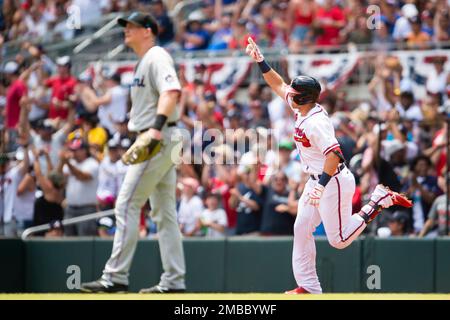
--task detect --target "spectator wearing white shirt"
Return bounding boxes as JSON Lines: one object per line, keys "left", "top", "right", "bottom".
{"left": 426, "top": 56, "right": 448, "bottom": 96}
{"left": 199, "top": 193, "right": 228, "bottom": 238}
{"left": 71, "top": 0, "right": 102, "bottom": 34}
{"left": 97, "top": 139, "right": 122, "bottom": 211}
{"left": 79, "top": 73, "right": 128, "bottom": 137}
{"left": 24, "top": 108, "right": 76, "bottom": 176}
{"left": 97, "top": 73, "right": 128, "bottom": 136}
{"left": 13, "top": 147, "right": 36, "bottom": 234}
{"left": 395, "top": 91, "right": 423, "bottom": 122}
{"left": 178, "top": 177, "right": 203, "bottom": 237}
{"left": 392, "top": 4, "right": 418, "bottom": 42}
{"left": 0, "top": 143, "right": 32, "bottom": 237}
{"left": 58, "top": 139, "right": 99, "bottom": 236}
{"left": 24, "top": 6, "right": 48, "bottom": 40}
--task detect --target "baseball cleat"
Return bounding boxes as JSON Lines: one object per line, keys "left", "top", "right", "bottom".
{"left": 284, "top": 287, "right": 311, "bottom": 294}
{"left": 359, "top": 185, "right": 412, "bottom": 224}
{"left": 139, "top": 285, "right": 186, "bottom": 294}
{"left": 79, "top": 279, "right": 128, "bottom": 293}
{"left": 372, "top": 184, "right": 412, "bottom": 208}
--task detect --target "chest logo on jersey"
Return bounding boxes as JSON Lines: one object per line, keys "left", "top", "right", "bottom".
{"left": 130, "top": 76, "right": 145, "bottom": 88}
{"left": 294, "top": 128, "right": 311, "bottom": 147}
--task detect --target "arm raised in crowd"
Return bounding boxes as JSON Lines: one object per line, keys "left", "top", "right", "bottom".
{"left": 32, "top": 147, "right": 56, "bottom": 195}
{"left": 79, "top": 84, "right": 112, "bottom": 113}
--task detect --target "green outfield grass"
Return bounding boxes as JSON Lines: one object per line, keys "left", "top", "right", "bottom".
{"left": 0, "top": 293, "right": 449, "bottom": 300}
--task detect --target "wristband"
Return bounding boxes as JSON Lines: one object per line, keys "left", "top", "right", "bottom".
{"left": 151, "top": 114, "right": 168, "bottom": 131}
{"left": 258, "top": 60, "right": 271, "bottom": 73}
{"left": 318, "top": 172, "right": 332, "bottom": 187}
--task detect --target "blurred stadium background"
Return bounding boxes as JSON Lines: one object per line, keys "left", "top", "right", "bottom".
{"left": 0, "top": 0, "right": 449, "bottom": 294}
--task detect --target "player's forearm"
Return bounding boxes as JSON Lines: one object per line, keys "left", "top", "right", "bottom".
{"left": 322, "top": 152, "right": 341, "bottom": 177}
{"left": 262, "top": 69, "right": 285, "bottom": 94}
{"left": 148, "top": 90, "right": 180, "bottom": 132}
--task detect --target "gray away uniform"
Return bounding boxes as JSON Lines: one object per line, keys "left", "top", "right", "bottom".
{"left": 102, "top": 46, "right": 185, "bottom": 289}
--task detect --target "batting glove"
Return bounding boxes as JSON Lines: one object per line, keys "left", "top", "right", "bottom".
{"left": 245, "top": 37, "right": 264, "bottom": 63}
{"left": 307, "top": 184, "right": 325, "bottom": 207}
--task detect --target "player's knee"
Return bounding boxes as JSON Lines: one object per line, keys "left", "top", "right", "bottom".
{"left": 328, "top": 237, "right": 346, "bottom": 250}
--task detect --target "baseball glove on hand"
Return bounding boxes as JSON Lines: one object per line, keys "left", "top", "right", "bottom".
{"left": 122, "top": 130, "right": 162, "bottom": 165}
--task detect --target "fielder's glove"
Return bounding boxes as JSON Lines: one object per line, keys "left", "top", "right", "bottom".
{"left": 245, "top": 37, "right": 264, "bottom": 63}
{"left": 307, "top": 184, "right": 325, "bottom": 207}
{"left": 121, "top": 130, "right": 162, "bottom": 165}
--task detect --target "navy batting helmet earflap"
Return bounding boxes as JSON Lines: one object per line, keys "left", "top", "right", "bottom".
{"left": 289, "top": 76, "right": 321, "bottom": 105}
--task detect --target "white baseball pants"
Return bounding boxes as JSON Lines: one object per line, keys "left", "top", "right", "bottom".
{"left": 292, "top": 167, "right": 366, "bottom": 293}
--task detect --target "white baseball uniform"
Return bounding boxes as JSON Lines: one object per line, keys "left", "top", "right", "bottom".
{"left": 102, "top": 46, "right": 186, "bottom": 290}
{"left": 284, "top": 86, "right": 367, "bottom": 294}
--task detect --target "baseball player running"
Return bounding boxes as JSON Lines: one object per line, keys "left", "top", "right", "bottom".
{"left": 245, "top": 38, "right": 412, "bottom": 294}
{"left": 81, "top": 12, "right": 186, "bottom": 293}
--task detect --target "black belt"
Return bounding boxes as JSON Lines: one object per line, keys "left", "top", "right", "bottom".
{"left": 138, "top": 122, "right": 177, "bottom": 134}
{"left": 310, "top": 163, "right": 346, "bottom": 181}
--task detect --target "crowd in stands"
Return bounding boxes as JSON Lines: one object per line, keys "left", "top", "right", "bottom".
{"left": 0, "top": 0, "right": 449, "bottom": 239}
{"left": 1, "top": 0, "right": 450, "bottom": 51}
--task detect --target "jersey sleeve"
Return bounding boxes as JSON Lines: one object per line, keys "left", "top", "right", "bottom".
{"left": 149, "top": 55, "right": 181, "bottom": 94}
{"left": 308, "top": 117, "right": 341, "bottom": 156}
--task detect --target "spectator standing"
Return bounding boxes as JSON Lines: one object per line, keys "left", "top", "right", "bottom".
{"left": 4, "top": 61, "right": 26, "bottom": 151}
{"left": 24, "top": 5, "right": 48, "bottom": 40}
{"left": 24, "top": 108, "right": 75, "bottom": 176}
{"left": 419, "top": 172, "right": 450, "bottom": 237}
{"left": 229, "top": 165, "right": 263, "bottom": 235}
{"left": 208, "top": 13, "right": 233, "bottom": 50}
{"left": 177, "top": 177, "right": 203, "bottom": 236}
{"left": 313, "top": 0, "right": 345, "bottom": 47}
{"left": 149, "top": 0, "right": 175, "bottom": 47}
{"left": 392, "top": 3, "right": 418, "bottom": 42}
{"left": 30, "top": 146, "right": 65, "bottom": 235}
{"left": 426, "top": 56, "right": 448, "bottom": 97}
{"left": 182, "top": 14, "right": 210, "bottom": 51}
{"left": 14, "top": 146, "right": 36, "bottom": 234}
{"left": 406, "top": 16, "right": 431, "bottom": 49}
{"left": 58, "top": 139, "right": 99, "bottom": 236}
{"left": 395, "top": 90, "right": 423, "bottom": 122}
{"left": 257, "top": 171, "right": 296, "bottom": 235}
{"left": 82, "top": 73, "right": 128, "bottom": 137}
{"left": 198, "top": 193, "right": 228, "bottom": 237}
{"left": 97, "top": 139, "right": 122, "bottom": 211}
{"left": 45, "top": 56, "right": 77, "bottom": 120}
{"left": 288, "top": 0, "right": 316, "bottom": 52}
{"left": 403, "top": 155, "right": 440, "bottom": 233}
{"left": 0, "top": 141, "right": 30, "bottom": 236}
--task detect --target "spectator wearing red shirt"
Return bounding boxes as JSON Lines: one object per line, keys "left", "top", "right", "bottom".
{"left": 4, "top": 61, "right": 27, "bottom": 130}
{"left": 314, "top": 0, "right": 345, "bottom": 47}
{"left": 45, "top": 56, "right": 77, "bottom": 120}
{"left": 288, "top": 0, "right": 316, "bottom": 52}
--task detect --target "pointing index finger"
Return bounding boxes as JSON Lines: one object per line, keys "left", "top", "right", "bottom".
{"left": 247, "top": 37, "right": 256, "bottom": 48}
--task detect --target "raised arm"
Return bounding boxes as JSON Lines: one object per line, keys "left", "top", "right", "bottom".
{"left": 245, "top": 37, "right": 287, "bottom": 99}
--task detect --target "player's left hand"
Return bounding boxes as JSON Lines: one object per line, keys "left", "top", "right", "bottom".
{"left": 122, "top": 129, "right": 162, "bottom": 165}
{"left": 307, "top": 184, "right": 325, "bottom": 207}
